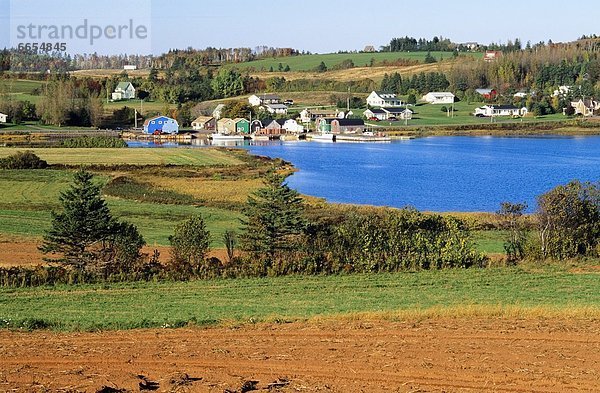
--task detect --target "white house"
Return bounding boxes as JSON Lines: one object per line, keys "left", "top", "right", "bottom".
{"left": 474, "top": 105, "right": 528, "bottom": 117}
{"left": 282, "top": 119, "right": 304, "bottom": 133}
{"left": 364, "top": 107, "right": 412, "bottom": 120}
{"left": 123, "top": 65, "right": 137, "bottom": 70}
{"left": 422, "top": 92, "right": 455, "bottom": 105}
{"left": 366, "top": 91, "right": 402, "bottom": 107}
{"left": 513, "top": 91, "right": 528, "bottom": 98}
{"left": 0, "top": 113, "right": 7, "bottom": 123}
{"left": 111, "top": 82, "right": 136, "bottom": 100}
{"left": 249, "top": 94, "right": 281, "bottom": 106}
{"left": 553, "top": 85, "right": 572, "bottom": 97}
{"left": 263, "top": 103, "right": 288, "bottom": 115}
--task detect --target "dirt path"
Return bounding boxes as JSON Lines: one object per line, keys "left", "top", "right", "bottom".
{"left": 0, "top": 239, "right": 229, "bottom": 267}
{"left": 1, "top": 318, "right": 599, "bottom": 392}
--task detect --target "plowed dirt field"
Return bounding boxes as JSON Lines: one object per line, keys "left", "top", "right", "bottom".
{"left": 1, "top": 318, "right": 599, "bottom": 392}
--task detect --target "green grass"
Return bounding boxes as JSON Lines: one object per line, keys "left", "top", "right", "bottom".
{"left": 0, "top": 148, "right": 243, "bottom": 166}
{"left": 1, "top": 267, "right": 598, "bottom": 331}
{"left": 365, "top": 101, "right": 568, "bottom": 128}
{"left": 0, "top": 169, "right": 241, "bottom": 246}
{"left": 230, "top": 51, "right": 481, "bottom": 72}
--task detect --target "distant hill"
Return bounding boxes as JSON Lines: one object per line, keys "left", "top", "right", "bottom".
{"left": 228, "top": 51, "right": 482, "bottom": 72}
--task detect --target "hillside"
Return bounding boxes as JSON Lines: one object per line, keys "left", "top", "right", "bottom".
{"left": 230, "top": 51, "right": 481, "bottom": 72}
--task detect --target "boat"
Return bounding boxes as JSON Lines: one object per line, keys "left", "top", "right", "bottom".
{"left": 251, "top": 133, "right": 270, "bottom": 141}
{"left": 210, "top": 133, "right": 244, "bottom": 142}
{"left": 309, "top": 132, "right": 336, "bottom": 142}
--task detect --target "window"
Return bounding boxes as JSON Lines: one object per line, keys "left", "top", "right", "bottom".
{"left": 151, "top": 121, "right": 155, "bottom": 124}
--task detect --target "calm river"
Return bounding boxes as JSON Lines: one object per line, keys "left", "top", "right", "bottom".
{"left": 130, "top": 135, "right": 600, "bottom": 212}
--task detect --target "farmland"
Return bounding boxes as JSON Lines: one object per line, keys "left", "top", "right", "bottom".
{"left": 231, "top": 51, "right": 481, "bottom": 72}
{"left": 0, "top": 148, "right": 273, "bottom": 250}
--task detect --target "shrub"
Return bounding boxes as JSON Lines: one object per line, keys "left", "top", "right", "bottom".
{"left": 0, "top": 150, "right": 48, "bottom": 169}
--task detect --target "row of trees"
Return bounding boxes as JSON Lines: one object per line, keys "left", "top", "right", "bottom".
{"left": 380, "top": 72, "right": 450, "bottom": 95}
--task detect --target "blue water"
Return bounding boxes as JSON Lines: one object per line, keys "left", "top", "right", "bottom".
{"left": 242, "top": 136, "right": 600, "bottom": 212}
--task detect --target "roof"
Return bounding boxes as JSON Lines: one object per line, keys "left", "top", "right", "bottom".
{"left": 426, "top": 92, "right": 455, "bottom": 97}
{"left": 476, "top": 88, "right": 494, "bottom": 94}
{"left": 381, "top": 107, "right": 409, "bottom": 114}
{"left": 233, "top": 118, "right": 250, "bottom": 123}
{"left": 143, "top": 115, "right": 176, "bottom": 127}
{"left": 265, "top": 104, "right": 288, "bottom": 110}
{"left": 192, "top": 116, "right": 214, "bottom": 124}
{"left": 217, "top": 117, "right": 234, "bottom": 124}
{"left": 330, "top": 118, "right": 365, "bottom": 126}
{"left": 365, "top": 108, "right": 386, "bottom": 114}
{"left": 486, "top": 105, "right": 519, "bottom": 110}
{"left": 372, "top": 91, "right": 398, "bottom": 99}
{"left": 116, "top": 82, "right": 132, "bottom": 90}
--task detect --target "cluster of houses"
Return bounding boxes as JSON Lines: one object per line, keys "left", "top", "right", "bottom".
{"left": 116, "top": 78, "right": 600, "bottom": 136}
{"left": 248, "top": 94, "right": 291, "bottom": 115}
{"left": 363, "top": 91, "right": 413, "bottom": 120}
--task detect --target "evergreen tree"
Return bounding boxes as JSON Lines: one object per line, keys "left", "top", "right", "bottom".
{"left": 380, "top": 73, "right": 390, "bottom": 91}
{"left": 316, "top": 61, "right": 328, "bottom": 73}
{"left": 241, "top": 173, "right": 306, "bottom": 267}
{"left": 40, "top": 170, "right": 145, "bottom": 272}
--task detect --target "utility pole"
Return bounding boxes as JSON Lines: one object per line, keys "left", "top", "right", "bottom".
{"left": 134, "top": 109, "right": 138, "bottom": 129}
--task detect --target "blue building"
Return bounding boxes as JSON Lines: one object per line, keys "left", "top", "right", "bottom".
{"left": 143, "top": 116, "right": 179, "bottom": 134}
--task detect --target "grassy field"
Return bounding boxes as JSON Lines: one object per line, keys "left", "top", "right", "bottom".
{"left": 232, "top": 52, "right": 481, "bottom": 72}
{"left": 0, "top": 148, "right": 265, "bottom": 247}
{"left": 0, "top": 79, "right": 46, "bottom": 105}
{"left": 0, "top": 148, "right": 242, "bottom": 166}
{"left": 1, "top": 265, "right": 598, "bottom": 330}
{"left": 0, "top": 169, "right": 243, "bottom": 246}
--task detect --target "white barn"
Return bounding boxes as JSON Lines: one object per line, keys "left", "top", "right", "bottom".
{"left": 422, "top": 92, "right": 455, "bottom": 104}
{"left": 366, "top": 91, "right": 402, "bottom": 107}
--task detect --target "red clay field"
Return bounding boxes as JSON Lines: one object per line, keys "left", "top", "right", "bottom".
{"left": 1, "top": 318, "right": 600, "bottom": 392}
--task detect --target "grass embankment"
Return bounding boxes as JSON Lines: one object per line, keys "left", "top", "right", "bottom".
{"left": 1, "top": 264, "right": 598, "bottom": 331}
{"left": 0, "top": 148, "right": 275, "bottom": 247}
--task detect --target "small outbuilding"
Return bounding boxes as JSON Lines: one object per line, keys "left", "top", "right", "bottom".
{"left": 191, "top": 116, "right": 216, "bottom": 131}
{"left": 143, "top": 116, "right": 179, "bottom": 134}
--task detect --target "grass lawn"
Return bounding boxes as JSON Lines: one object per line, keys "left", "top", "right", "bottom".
{"left": 366, "top": 101, "right": 567, "bottom": 128}
{"left": 1, "top": 266, "right": 598, "bottom": 331}
{"left": 0, "top": 148, "right": 243, "bottom": 166}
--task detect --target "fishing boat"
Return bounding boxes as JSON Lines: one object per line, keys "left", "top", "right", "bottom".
{"left": 309, "top": 132, "right": 336, "bottom": 142}
{"left": 210, "top": 132, "right": 244, "bottom": 142}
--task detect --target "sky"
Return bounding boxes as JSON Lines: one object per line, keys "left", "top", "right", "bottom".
{"left": 2, "top": 0, "right": 600, "bottom": 55}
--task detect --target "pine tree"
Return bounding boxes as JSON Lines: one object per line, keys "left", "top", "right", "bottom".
{"left": 241, "top": 173, "right": 306, "bottom": 266}
{"left": 40, "top": 170, "right": 144, "bottom": 272}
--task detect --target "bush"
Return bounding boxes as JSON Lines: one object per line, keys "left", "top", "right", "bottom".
{"left": 0, "top": 150, "right": 48, "bottom": 169}
{"left": 60, "top": 136, "right": 127, "bottom": 148}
